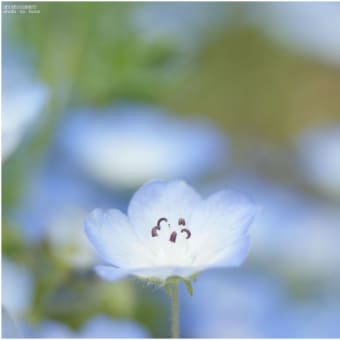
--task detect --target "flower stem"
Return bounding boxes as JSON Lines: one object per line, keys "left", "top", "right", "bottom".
{"left": 171, "top": 281, "right": 179, "bottom": 338}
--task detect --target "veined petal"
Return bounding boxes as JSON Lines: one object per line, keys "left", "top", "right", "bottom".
{"left": 189, "top": 190, "right": 257, "bottom": 267}
{"left": 207, "top": 236, "right": 251, "bottom": 268}
{"left": 128, "top": 180, "right": 202, "bottom": 240}
{"left": 85, "top": 209, "right": 153, "bottom": 268}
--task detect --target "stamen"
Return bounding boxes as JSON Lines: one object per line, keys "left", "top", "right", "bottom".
{"left": 178, "top": 218, "right": 186, "bottom": 226}
{"left": 151, "top": 226, "right": 160, "bottom": 237}
{"left": 181, "top": 228, "right": 191, "bottom": 239}
{"left": 151, "top": 217, "right": 168, "bottom": 237}
{"left": 157, "top": 217, "right": 168, "bottom": 226}
{"left": 169, "top": 231, "right": 177, "bottom": 243}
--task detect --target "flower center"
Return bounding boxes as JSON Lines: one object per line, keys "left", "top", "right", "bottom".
{"left": 151, "top": 217, "right": 192, "bottom": 243}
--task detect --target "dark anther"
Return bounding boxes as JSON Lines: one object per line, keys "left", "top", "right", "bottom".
{"left": 151, "top": 226, "right": 160, "bottom": 237}
{"left": 157, "top": 217, "right": 168, "bottom": 227}
{"left": 169, "top": 231, "right": 177, "bottom": 243}
{"left": 181, "top": 228, "right": 191, "bottom": 239}
{"left": 151, "top": 217, "right": 168, "bottom": 237}
{"left": 178, "top": 218, "right": 186, "bottom": 226}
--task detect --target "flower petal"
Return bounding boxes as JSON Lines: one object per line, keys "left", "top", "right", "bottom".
{"left": 189, "top": 190, "right": 257, "bottom": 267}
{"left": 128, "top": 180, "right": 201, "bottom": 240}
{"left": 85, "top": 209, "right": 153, "bottom": 268}
{"left": 207, "top": 235, "right": 251, "bottom": 267}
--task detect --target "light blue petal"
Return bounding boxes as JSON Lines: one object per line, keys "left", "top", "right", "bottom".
{"left": 2, "top": 306, "right": 19, "bottom": 338}
{"left": 85, "top": 209, "right": 151, "bottom": 268}
{"left": 2, "top": 258, "right": 34, "bottom": 318}
{"left": 190, "top": 189, "right": 257, "bottom": 267}
{"left": 128, "top": 179, "right": 201, "bottom": 240}
{"left": 209, "top": 236, "right": 251, "bottom": 267}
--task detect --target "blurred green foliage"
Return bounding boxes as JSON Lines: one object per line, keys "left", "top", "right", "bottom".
{"left": 164, "top": 28, "right": 340, "bottom": 138}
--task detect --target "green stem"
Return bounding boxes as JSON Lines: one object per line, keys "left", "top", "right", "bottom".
{"left": 171, "top": 281, "right": 179, "bottom": 338}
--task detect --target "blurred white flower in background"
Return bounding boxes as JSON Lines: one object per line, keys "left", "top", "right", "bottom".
{"left": 253, "top": 3, "right": 340, "bottom": 67}
{"left": 2, "top": 306, "right": 19, "bottom": 338}
{"left": 181, "top": 270, "right": 289, "bottom": 337}
{"left": 295, "top": 125, "right": 340, "bottom": 198}
{"left": 25, "top": 315, "right": 149, "bottom": 338}
{"left": 85, "top": 179, "right": 256, "bottom": 283}
{"left": 132, "top": 3, "right": 233, "bottom": 55}
{"left": 15, "top": 157, "right": 118, "bottom": 269}
{"left": 61, "top": 104, "right": 228, "bottom": 189}
{"left": 25, "top": 320, "right": 74, "bottom": 338}
{"left": 2, "top": 47, "right": 49, "bottom": 161}
{"left": 2, "top": 258, "right": 34, "bottom": 322}
{"left": 46, "top": 208, "right": 96, "bottom": 269}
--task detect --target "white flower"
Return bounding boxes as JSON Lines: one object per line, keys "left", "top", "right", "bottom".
{"left": 2, "top": 49, "right": 49, "bottom": 161}
{"left": 2, "top": 258, "right": 34, "bottom": 319}
{"left": 61, "top": 104, "right": 227, "bottom": 189}
{"left": 295, "top": 125, "right": 340, "bottom": 197}
{"left": 46, "top": 208, "right": 97, "bottom": 269}
{"left": 132, "top": 3, "right": 232, "bottom": 54}
{"left": 2, "top": 306, "right": 19, "bottom": 338}
{"left": 85, "top": 180, "right": 256, "bottom": 283}
{"left": 16, "top": 160, "right": 107, "bottom": 245}
{"left": 255, "top": 3, "right": 340, "bottom": 67}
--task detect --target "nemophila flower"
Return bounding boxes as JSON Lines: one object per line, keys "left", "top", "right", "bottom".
{"left": 25, "top": 320, "right": 74, "bottom": 338}
{"left": 25, "top": 316, "right": 149, "bottom": 338}
{"left": 46, "top": 208, "right": 97, "bottom": 269}
{"left": 60, "top": 104, "right": 227, "bottom": 189}
{"left": 15, "top": 158, "right": 123, "bottom": 269}
{"left": 2, "top": 48, "right": 49, "bottom": 161}
{"left": 255, "top": 3, "right": 340, "bottom": 67}
{"left": 16, "top": 158, "right": 119, "bottom": 254}
{"left": 132, "top": 3, "right": 232, "bottom": 54}
{"left": 295, "top": 125, "right": 340, "bottom": 198}
{"left": 2, "top": 258, "right": 34, "bottom": 321}
{"left": 85, "top": 179, "right": 256, "bottom": 284}
{"left": 2, "top": 306, "right": 19, "bottom": 338}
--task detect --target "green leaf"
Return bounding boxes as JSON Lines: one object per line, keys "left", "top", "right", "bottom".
{"left": 184, "top": 280, "right": 193, "bottom": 297}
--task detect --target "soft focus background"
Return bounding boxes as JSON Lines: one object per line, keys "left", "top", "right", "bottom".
{"left": 2, "top": 2, "right": 340, "bottom": 338}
